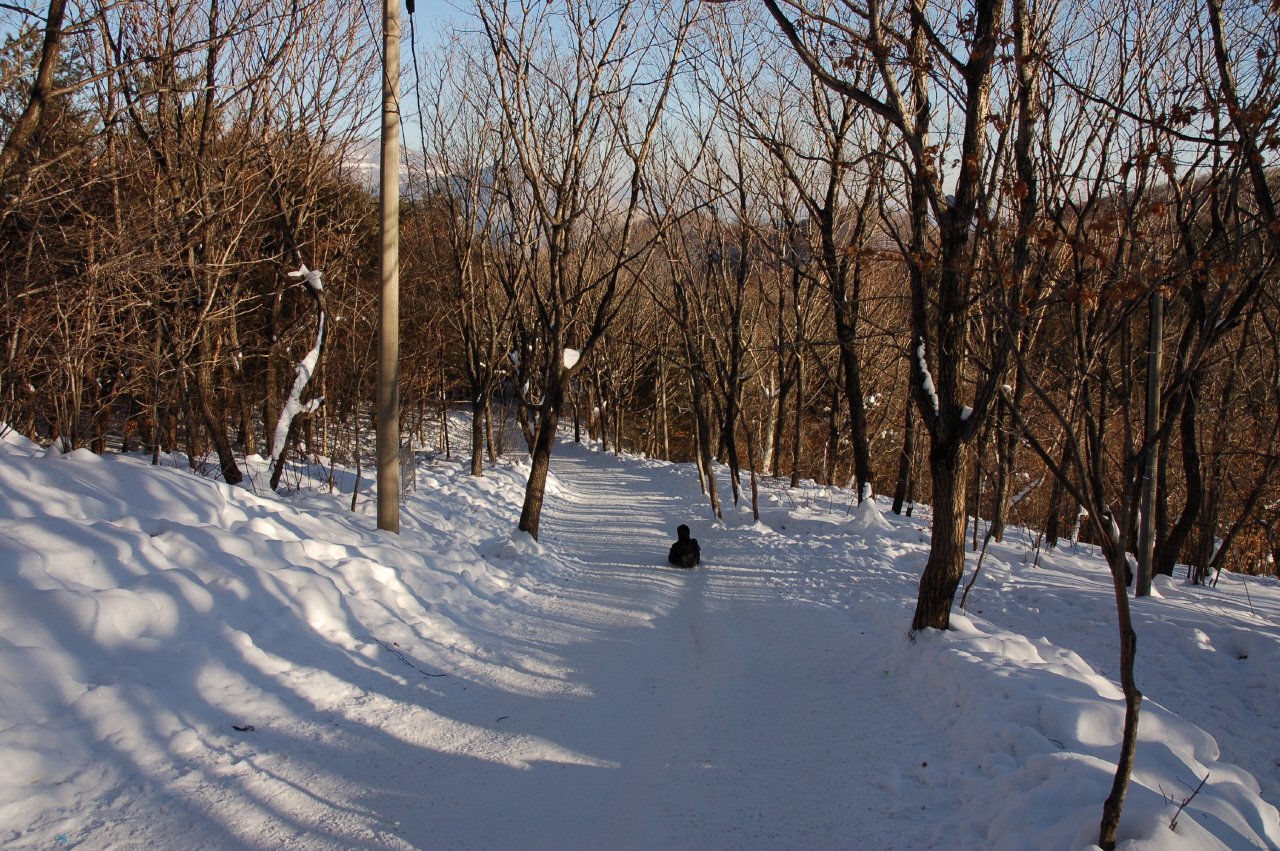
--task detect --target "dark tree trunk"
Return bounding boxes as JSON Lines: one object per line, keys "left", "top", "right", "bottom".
{"left": 825, "top": 379, "right": 840, "bottom": 487}
{"left": 892, "top": 395, "right": 915, "bottom": 515}
{"left": 790, "top": 354, "right": 804, "bottom": 488}
{"left": 269, "top": 416, "right": 300, "bottom": 491}
{"left": 1190, "top": 489, "right": 1220, "bottom": 585}
{"left": 989, "top": 394, "right": 1022, "bottom": 542}
{"left": 573, "top": 384, "right": 582, "bottom": 443}
{"left": 772, "top": 353, "right": 794, "bottom": 478}
{"left": 517, "top": 403, "right": 536, "bottom": 453}
{"left": 969, "top": 424, "right": 988, "bottom": 551}
{"left": 0, "top": 0, "right": 68, "bottom": 184}
{"left": 1044, "top": 455, "right": 1066, "bottom": 549}
{"left": 239, "top": 391, "right": 256, "bottom": 456}
{"left": 1154, "top": 436, "right": 1170, "bottom": 573}
{"left": 691, "top": 369, "right": 721, "bottom": 517}
{"left": 1098, "top": 613, "right": 1142, "bottom": 849}
{"left": 1097, "top": 514, "right": 1142, "bottom": 851}
{"left": 196, "top": 334, "right": 242, "bottom": 485}
{"left": 470, "top": 397, "right": 486, "bottom": 476}
{"left": 743, "top": 409, "right": 761, "bottom": 523}
{"left": 1154, "top": 386, "right": 1201, "bottom": 577}
{"left": 833, "top": 287, "right": 873, "bottom": 498}
{"left": 518, "top": 389, "right": 562, "bottom": 541}
{"left": 723, "top": 390, "right": 742, "bottom": 505}
{"left": 92, "top": 376, "right": 112, "bottom": 454}
{"left": 911, "top": 440, "right": 970, "bottom": 632}
{"left": 486, "top": 405, "right": 497, "bottom": 461}
{"left": 264, "top": 350, "right": 281, "bottom": 459}
{"left": 616, "top": 401, "right": 625, "bottom": 455}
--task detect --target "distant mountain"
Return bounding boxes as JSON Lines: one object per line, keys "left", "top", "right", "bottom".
{"left": 340, "top": 138, "right": 439, "bottom": 191}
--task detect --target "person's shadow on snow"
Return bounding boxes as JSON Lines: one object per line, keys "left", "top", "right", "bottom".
{"left": 667, "top": 524, "right": 700, "bottom": 569}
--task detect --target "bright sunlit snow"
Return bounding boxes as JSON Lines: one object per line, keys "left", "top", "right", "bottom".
{"left": 1, "top": 421, "right": 1277, "bottom": 850}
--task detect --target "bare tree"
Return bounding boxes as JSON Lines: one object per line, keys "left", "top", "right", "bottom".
{"left": 476, "top": 0, "right": 696, "bottom": 539}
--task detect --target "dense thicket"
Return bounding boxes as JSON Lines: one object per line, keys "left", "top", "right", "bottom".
{"left": 2, "top": 0, "right": 1277, "bottom": 572}
{"left": 0, "top": 0, "right": 1274, "bottom": 570}
{"left": 8, "top": 0, "right": 1274, "bottom": 580}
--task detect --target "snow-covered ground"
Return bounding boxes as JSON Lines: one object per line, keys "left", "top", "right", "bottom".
{"left": 1, "top": 423, "right": 1278, "bottom": 850}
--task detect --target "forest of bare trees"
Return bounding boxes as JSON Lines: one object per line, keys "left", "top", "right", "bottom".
{"left": 7, "top": 0, "right": 1276, "bottom": 567}
{"left": 2, "top": 0, "right": 1279, "bottom": 842}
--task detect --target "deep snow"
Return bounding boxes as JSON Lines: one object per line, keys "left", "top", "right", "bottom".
{"left": 1, "top": 423, "right": 1278, "bottom": 850}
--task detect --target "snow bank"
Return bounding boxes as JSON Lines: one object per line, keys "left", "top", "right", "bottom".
{"left": 876, "top": 607, "right": 1280, "bottom": 849}
{"left": 742, "top": 468, "right": 1280, "bottom": 850}
{"left": 0, "top": 430, "right": 553, "bottom": 848}
{"left": 0, "top": 425, "right": 41, "bottom": 455}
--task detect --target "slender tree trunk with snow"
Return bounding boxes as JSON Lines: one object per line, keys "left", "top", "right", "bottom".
{"left": 270, "top": 267, "right": 326, "bottom": 491}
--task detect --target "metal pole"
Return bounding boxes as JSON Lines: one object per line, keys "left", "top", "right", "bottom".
{"left": 1136, "top": 291, "right": 1162, "bottom": 595}
{"left": 376, "top": 0, "right": 401, "bottom": 533}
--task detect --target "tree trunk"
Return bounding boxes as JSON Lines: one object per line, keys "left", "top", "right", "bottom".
{"left": 0, "top": 0, "right": 69, "bottom": 184}
{"left": 970, "top": 433, "right": 985, "bottom": 551}
{"left": 1097, "top": 536, "right": 1142, "bottom": 850}
{"left": 573, "top": 383, "right": 582, "bottom": 443}
{"left": 269, "top": 415, "right": 300, "bottom": 491}
{"left": 1154, "top": 386, "right": 1202, "bottom": 577}
{"left": 659, "top": 354, "right": 670, "bottom": 460}
{"left": 92, "top": 375, "right": 112, "bottom": 454}
{"left": 1154, "top": 436, "right": 1170, "bottom": 572}
{"left": 825, "top": 380, "right": 840, "bottom": 487}
{"left": 989, "top": 395, "right": 1020, "bottom": 542}
{"left": 772, "top": 339, "right": 794, "bottom": 478}
{"left": 1044, "top": 470, "right": 1064, "bottom": 550}
{"left": 790, "top": 353, "right": 804, "bottom": 488}
{"left": 743, "top": 411, "right": 761, "bottom": 523}
{"left": 892, "top": 392, "right": 915, "bottom": 514}
{"left": 486, "top": 405, "right": 497, "bottom": 461}
{"left": 470, "top": 396, "right": 486, "bottom": 476}
{"left": 833, "top": 292, "right": 873, "bottom": 498}
{"left": 723, "top": 386, "right": 742, "bottom": 504}
{"left": 195, "top": 333, "right": 242, "bottom": 484}
{"left": 616, "top": 399, "right": 625, "bottom": 455}
{"left": 595, "top": 371, "right": 611, "bottom": 452}
{"left": 911, "top": 440, "right": 970, "bottom": 632}
{"left": 518, "top": 395, "right": 561, "bottom": 541}
{"left": 264, "top": 350, "right": 281, "bottom": 459}
{"left": 517, "top": 403, "right": 536, "bottom": 453}
{"left": 691, "top": 371, "right": 721, "bottom": 518}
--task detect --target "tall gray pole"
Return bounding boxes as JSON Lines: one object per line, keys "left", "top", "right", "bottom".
{"left": 377, "top": 0, "right": 401, "bottom": 533}
{"left": 1136, "top": 290, "right": 1163, "bottom": 595}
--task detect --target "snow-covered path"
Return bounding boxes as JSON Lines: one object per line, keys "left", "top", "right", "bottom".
{"left": 409, "top": 443, "right": 945, "bottom": 849}
{"left": 4, "top": 429, "right": 1278, "bottom": 850}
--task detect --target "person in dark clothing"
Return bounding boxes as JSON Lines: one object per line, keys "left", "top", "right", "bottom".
{"left": 667, "top": 524, "right": 700, "bottom": 569}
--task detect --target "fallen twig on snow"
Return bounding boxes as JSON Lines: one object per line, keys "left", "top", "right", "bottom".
{"left": 361, "top": 636, "right": 448, "bottom": 677}
{"left": 1169, "top": 773, "right": 1209, "bottom": 831}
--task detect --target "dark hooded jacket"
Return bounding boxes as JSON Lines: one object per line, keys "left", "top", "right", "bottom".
{"left": 667, "top": 524, "right": 700, "bottom": 569}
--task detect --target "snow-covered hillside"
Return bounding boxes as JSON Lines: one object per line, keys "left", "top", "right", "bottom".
{"left": 1, "top": 425, "right": 1277, "bottom": 850}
